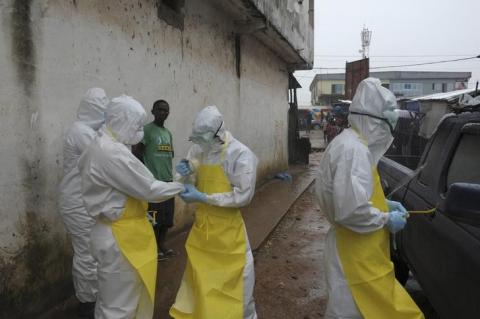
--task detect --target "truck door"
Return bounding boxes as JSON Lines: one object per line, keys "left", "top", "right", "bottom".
{"left": 405, "top": 123, "right": 480, "bottom": 318}
{"left": 432, "top": 124, "right": 480, "bottom": 318}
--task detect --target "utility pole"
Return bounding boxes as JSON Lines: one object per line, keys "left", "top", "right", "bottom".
{"left": 359, "top": 26, "right": 372, "bottom": 59}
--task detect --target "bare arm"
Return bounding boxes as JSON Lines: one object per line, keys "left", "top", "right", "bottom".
{"left": 131, "top": 142, "right": 145, "bottom": 163}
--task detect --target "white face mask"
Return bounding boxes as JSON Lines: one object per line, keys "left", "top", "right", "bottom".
{"left": 125, "top": 127, "right": 144, "bottom": 145}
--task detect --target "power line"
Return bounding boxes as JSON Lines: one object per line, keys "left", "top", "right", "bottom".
{"left": 310, "top": 55, "right": 480, "bottom": 70}
{"left": 315, "top": 58, "right": 476, "bottom": 62}
{"left": 314, "top": 54, "right": 476, "bottom": 58}
{"left": 371, "top": 55, "right": 480, "bottom": 69}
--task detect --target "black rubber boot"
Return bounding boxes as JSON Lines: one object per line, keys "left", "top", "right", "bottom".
{"left": 78, "top": 301, "right": 95, "bottom": 319}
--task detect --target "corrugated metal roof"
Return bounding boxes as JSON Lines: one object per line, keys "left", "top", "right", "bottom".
{"left": 411, "top": 88, "right": 476, "bottom": 102}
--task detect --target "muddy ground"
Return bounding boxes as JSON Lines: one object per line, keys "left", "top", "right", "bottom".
{"left": 254, "top": 185, "right": 327, "bottom": 319}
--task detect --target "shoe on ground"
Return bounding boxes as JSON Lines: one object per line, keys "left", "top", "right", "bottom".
{"left": 161, "top": 248, "right": 178, "bottom": 257}
{"left": 158, "top": 251, "right": 169, "bottom": 262}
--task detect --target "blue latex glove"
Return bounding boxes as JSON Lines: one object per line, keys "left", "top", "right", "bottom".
{"left": 180, "top": 184, "right": 207, "bottom": 203}
{"left": 176, "top": 159, "right": 192, "bottom": 176}
{"left": 386, "top": 210, "right": 407, "bottom": 234}
{"left": 387, "top": 200, "right": 408, "bottom": 215}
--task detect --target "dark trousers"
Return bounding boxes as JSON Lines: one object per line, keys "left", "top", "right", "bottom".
{"left": 148, "top": 198, "right": 175, "bottom": 251}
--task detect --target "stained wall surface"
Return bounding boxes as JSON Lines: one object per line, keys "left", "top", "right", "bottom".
{"left": 0, "top": 0, "right": 308, "bottom": 316}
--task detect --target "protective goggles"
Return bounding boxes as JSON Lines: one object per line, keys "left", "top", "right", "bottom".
{"left": 350, "top": 111, "right": 398, "bottom": 134}
{"left": 189, "top": 121, "right": 223, "bottom": 144}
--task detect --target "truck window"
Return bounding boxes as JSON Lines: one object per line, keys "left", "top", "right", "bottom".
{"left": 447, "top": 134, "right": 480, "bottom": 186}
{"left": 418, "top": 126, "right": 450, "bottom": 185}
{"left": 385, "top": 116, "right": 428, "bottom": 169}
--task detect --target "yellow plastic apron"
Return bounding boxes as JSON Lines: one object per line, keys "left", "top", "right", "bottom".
{"left": 170, "top": 154, "right": 247, "bottom": 318}
{"left": 110, "top": 197, "right": 158, "bottom": 314}
{"left": 336, "top": 168, "right": 424, "bottom": 319}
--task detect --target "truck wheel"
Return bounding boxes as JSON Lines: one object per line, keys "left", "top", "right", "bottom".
{"left": 393, "top": 257, "right": 409, "bottom": 285}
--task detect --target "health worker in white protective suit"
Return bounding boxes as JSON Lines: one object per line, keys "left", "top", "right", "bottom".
{"left": 78, "top": 95, "right": 185, "bottom": 319}
{"left": 58, "top": 87, "right": 109, "bottom": 318}
{"left": 170, "top": 105, "right": 258, "bottom": 319}
{"left": 315, "top": 78, "right": 424, "bottom": 319}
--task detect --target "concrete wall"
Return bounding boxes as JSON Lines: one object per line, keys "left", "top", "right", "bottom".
{"left": 418, "top": 101, "right": 449, "bottom": 138}
{"left": 252, "top": 0, "right": 314, "bottom": 67}
{"left": 0, "top": 0, "right": 292, "bottom": 316}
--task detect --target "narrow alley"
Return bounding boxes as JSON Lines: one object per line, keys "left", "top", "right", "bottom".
{"left": 254, "top": 184, "right": 327, "bottom": 319}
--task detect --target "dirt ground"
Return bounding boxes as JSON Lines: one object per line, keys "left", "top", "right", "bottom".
{"left": 254, "top": 185, "right": 328, "bottom": 319}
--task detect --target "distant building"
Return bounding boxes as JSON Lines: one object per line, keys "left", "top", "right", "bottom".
{"left": 309, "top": 71, "right": 472, "bottom": 105}
{"left": 405, "top": 88, "right": 476, "bottom": 138}
{"left": 387, "top": 88, "right": 476, "bottom": 169}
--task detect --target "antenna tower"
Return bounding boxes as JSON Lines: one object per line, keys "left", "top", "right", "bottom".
{"left": 359, "top": 26, "right": 372, "bottom": 59}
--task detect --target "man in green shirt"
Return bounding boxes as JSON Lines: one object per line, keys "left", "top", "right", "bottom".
{"left": 133, "top": 100, "right": 176, "bottom": 260}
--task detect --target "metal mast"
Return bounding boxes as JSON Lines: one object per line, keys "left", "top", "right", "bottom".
{"left": 359, "top": 26, "right": 372, "bottom": 59}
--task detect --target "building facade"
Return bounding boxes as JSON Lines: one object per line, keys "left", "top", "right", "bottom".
{"left": 310, "top": 71, "right": 471, "bottom": 105}
{"left": 0, "top": 0, "right": 314, "bottom": 316}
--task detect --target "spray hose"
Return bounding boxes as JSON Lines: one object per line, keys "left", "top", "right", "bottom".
{"left": 392, "top": 208, "right": 436, "bottom": 251}
{"left": 407, "top": 208, "right": 436, "bottom": 215}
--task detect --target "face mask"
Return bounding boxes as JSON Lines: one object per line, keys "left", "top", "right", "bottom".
{"left": 125, "top": 127, "right": 144, "bottom": 145}
{"left": 190, "top": 121, "right": 224, "bottom": 144}
{"left": 383, "top": 109, "right": 399, "bottom": 133}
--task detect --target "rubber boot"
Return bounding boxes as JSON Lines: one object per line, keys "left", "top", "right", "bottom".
{"left": 78, "top": 301, "right": 95, "bottom": 319}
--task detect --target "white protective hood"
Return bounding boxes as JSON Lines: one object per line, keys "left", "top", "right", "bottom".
{"left": 348, "top": 77, "right": 399, "bottom": 164}
{"left": 191, "top": 105, "right": 227, "bottom": 152}
{"left": 105, "top": 95, "right": 147, "bottom": 145}
{"left": 77, "top": 87, "right": 109, "bottom": 130}
{"left": 192, "top": 105, "right": 225, "bottom": 136}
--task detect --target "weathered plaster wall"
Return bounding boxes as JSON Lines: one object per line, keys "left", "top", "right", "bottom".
{"left": 1, "top": 1, "right": 73, "bottom": 317}
{"left": 0, "top": 0, "right": 289, "bottom": 316}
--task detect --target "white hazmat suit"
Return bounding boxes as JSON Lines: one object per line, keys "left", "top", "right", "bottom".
{"left": 170, "top": 106, "right": 258, "bottom": 319}
{"left": 315, "top": 78, "right": 423, "bottom": 318}
{"left": 58, "top": 87, "right": 109, "bottom": 304}
{"left": 182, "top": 106, "right": 258, "bottom": 208}
{"left": 78, "top": 95, "right": 184, "bottom": 319}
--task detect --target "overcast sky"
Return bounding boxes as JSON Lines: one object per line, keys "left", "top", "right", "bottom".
{"left": 294, "top": 0, "right": 480, "bottom": 105}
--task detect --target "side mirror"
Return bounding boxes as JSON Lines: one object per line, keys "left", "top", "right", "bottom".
{"left": 442, "top": 183, "right": 480, "bottom": 227}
